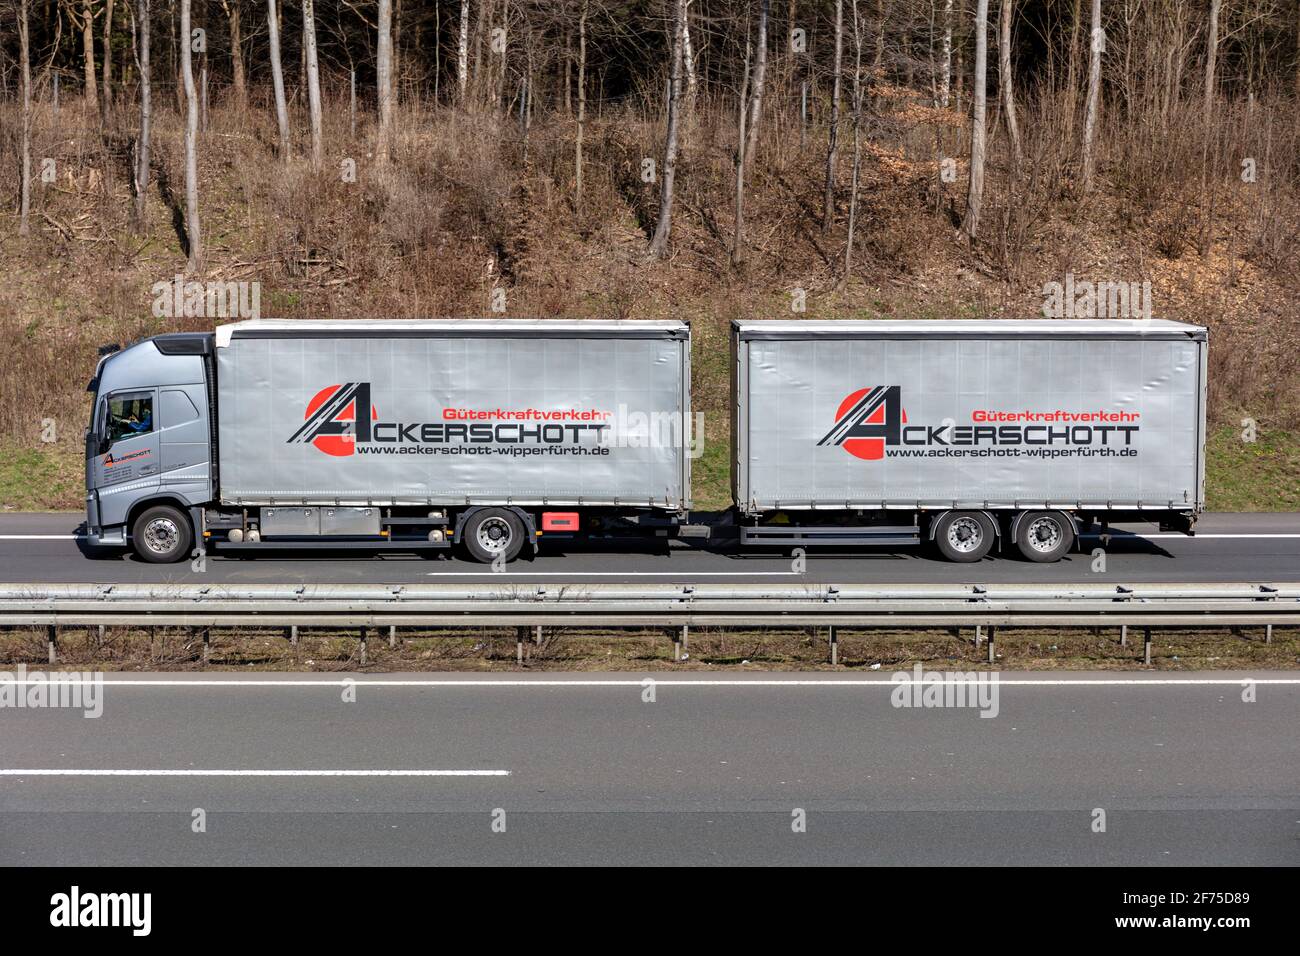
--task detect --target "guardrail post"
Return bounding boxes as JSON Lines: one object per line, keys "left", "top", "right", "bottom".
{"left": 47, "top": 625, "right": 56, "bottom": 665}
{"left": 516, "top": 629, "right": 526, "bottom": 665}
{"left": 96, "top": 624, "right": 105, "bottom": 650}
{"left": 829, "top": 626, "right": 838, "bottom": 666}
{"left": 1143, "top": 628, "right": 1152, "bottom": 665}
{"left": 202, "top": 628, "right": 211, "bottom": 664}
{"left": 359, "top": 627, "right": 368, "bottom": 667}
{"left": 1120, "top": 625, "right": 1127, "bottom": 647}
{"left": 1265, "top": 624, "right": 1273, "bottom": 644}
{"left": 680, "top": 624, "right": 689, "bottom": 651}
{"left": 987, "top": 626, "right": 996, "bottom": 664}
{"left": 534, "top": 625, "right": 543, "bottom": 646}
{"left": 673, "top": 630, "right": 682, "bottom": 661}
{"left": 388, "top": 625, "right": 397, "bottom": 649}
{"left": 974, "top": 625, "right": 982, "bottom": 649}
{"left": 288, "top": 625, "right": 298, "bottom": 646}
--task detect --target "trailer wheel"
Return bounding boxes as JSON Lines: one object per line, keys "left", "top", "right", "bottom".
{"left": 462, "top": 508, "right": 525, "bottom": 564}
{"left": 934, "top": 511, "right": 995, "bottom": 563}
{"left": 1015, "top": 511, "right": 1075, "bottom": 562}
{"left": 131, "top": 504, "right": 193, "bottom": 564}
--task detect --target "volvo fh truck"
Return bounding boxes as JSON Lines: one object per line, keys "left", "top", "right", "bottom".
{"left": 84, "top": 319, "right": 693, "bottom": 562}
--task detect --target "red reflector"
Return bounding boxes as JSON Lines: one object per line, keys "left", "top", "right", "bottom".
{"left": 542, "top": 512, "right": 580, "bottom": 531}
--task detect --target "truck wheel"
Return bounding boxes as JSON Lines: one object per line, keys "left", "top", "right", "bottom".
{"left": 131, "top": 505, "right": 193, "bottom": 563}
{"left": 1015, "top": 511, "right": 1075, "bottom": 562}
{"left": 934, "top": 511, "right": 995, "bottom": 563}
{"left": 462, "top": 508, "right": 525, "bottom": 564}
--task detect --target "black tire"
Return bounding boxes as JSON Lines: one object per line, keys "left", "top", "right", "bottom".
{"left": 933, "top": 511, "right": 996, "bottom": 563}
{"left": 461, "top": 508, "right": 526, "bottom": 564}
{"left": 1014, "top": 510, "right": 1075, "bottom": 562}
{"left": 131, "top": 504, "right": 193, "bottom": 563}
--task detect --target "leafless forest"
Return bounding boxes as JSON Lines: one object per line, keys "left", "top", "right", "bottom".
{"left": 1, "top": 0, "right": 1298, "bottom": 507}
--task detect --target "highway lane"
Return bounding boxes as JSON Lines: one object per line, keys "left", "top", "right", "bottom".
{"left": 0, "top": 673, "right": 1296, "bottom": 865}
{"left": 1, "top": 512, "right": 1299, "bottom": 584}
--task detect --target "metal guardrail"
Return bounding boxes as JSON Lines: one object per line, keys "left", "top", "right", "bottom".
{"left": 0, "top": 582, "right": 1297, "bottom": 629}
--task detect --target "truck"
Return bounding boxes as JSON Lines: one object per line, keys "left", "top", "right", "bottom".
{"left": 85, "top": 316, "right": 1207, "bottom": 564}
{"left": 84, "top": 319, "right": 692, "bottom": 563}
{"left": 730, "top": 318, "right": 1207, "bottom": 561}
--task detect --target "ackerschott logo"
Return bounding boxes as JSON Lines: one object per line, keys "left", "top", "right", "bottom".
{"left": 820, "top": 385, "right": 1142, "bottom": 460}
{"left": 819, "top": 386, "right": 906, "bottom": 460}
{"left": 287, "top": 382, "right": 610, "bottom": 457}
{"left": 288, "top": 383, "right": 378, "bottom": 457}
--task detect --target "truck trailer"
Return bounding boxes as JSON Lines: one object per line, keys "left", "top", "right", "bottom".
{"left": 85, "top": 316, "right": 1207, "bottom": 564}
{"left": 84, "top": 319, "right": 693, "bottom": 563}
{"left": 731, "top": 318, "right": 1207, "bottom": 561}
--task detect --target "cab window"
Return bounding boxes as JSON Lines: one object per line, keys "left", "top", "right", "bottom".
{"left": 106, "top": 393, "right": 154, "bottom": 444}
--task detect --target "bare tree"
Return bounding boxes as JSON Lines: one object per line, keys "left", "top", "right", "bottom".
{"left": 648, "top": 0, "right": 687, "bottom": 258}
{"left": 303, "top": 0, "right": 324, "bottom": 169}
{"left": 744, "top": 0, "right": 771, "bottom": 163}
{"left": 377, "top": 0, "right": 394, "bottom": 162}
{"left": 998, "top": 0, "right": 1020, "bottom": 163}
{"left": 682, "top": 0, "right": 698, "bottom": 111}
{"left": 101, "top": 0, "right": 114, "bottom": 117}
{"left": 458, "top": 0, "right": 470, "bottom": 100}
{"left": 18, "top": 0, "right": 33, "bottom": 237}
{"left": 823, "top": 0, "right": 844, "bottom": 232}
{"left": 844, "top": 0, "right": 866, "bottom": 280}
{"left": 940, "top": 0, "right": 952, "bottom": 106}
{"left": 574, "top": 0, "right": 588, "bottom": 209}
{"left": 961, "top": 0, "right": 988, "bottom": 239}
{"left": 733, "top": 11, "right": 753, "bottom": 264}
{"left": 180, "top": 0, "right": 203, "bottom": 272}
{"left": 1204, "top": 0, "right": 1221, "bottom": 116}
{"left": 1080, "top": 0, "right": 1101, "bottom": 191}
{"left": 267, "top": 0, "right": 290, "bottom": 158}
{"left": 74, "top": 0, "right": 100, "bottom": 114}
{"left": 221, "top": 0, "right": 247, "bottom": 109}
{"left": 132, "top": 0, "right": 151, "bottom": 230}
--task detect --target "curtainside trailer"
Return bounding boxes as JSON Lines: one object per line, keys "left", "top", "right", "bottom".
{"left": 731, "top": 319, "right": 1207, "bottom": 561}
{"left": 84, "top": 319, "right": 692, "bottom": 563}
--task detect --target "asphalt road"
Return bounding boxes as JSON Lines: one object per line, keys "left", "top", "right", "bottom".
{"left": 0, "top": 673, "right": 1296, "bottom": 865}
{"left": 2, "top": 512, "right": 1300, "bottom": 584}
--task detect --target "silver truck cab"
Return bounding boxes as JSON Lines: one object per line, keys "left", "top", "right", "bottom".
{"left": 85, "top": 333, "right": 215, "bottom": 561}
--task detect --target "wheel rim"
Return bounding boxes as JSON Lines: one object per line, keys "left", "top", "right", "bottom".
{"left": 946, "top": 516, "right": 984, "bottom": 554}
{"left": 475, "top": 516, "right": 514, "bottom": 554}
{"left": 1026, "top": 516, "right": 1063, "bottom": 553}
{"left": 142, "top": 517, "right": 180, "bottom": 555}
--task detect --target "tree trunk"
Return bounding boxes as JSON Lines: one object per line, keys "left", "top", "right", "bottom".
{"left": 377, "top": 0, "right": 395, "bottom": 162}
{"left": 303, "top": 0, "right": 323, "bottom": 169}
{"left": 940, "top": 0, "right": 952, "bottom": 106}
{"left": 575, "top": 0, "right": 587, "bottom": 209}
{"left": 80, "top": 0, "right": 99, "bottom": 114}
{"left": 101, "top": 0, "right": 114, "bottom": 118}
{"left": 998, "top": 0, "right": 1020, "bottom": 163}
{"left": 132, "top": 0, "right": 151, "bottom": 229}
{"left": 1204, "top": 0, "right": 1220, "bottom": 117}
{"left": 648, "top": 0, "right": 687, "bottom": 258}
{"left": 180, "top": 0, "right": 202, "bottom": 272}
{"left": 18, "top": 0, "right": 33, "bottom": 237}
{"left": 732, "top": 15, "right": 753, "bottom": 265}
{"left": 744, "top": 0, "right": 770, "bottom": 164}
{"left": 961, "top": 0, "right": 988, "bottom": 239}
{"left": 823, "top": 0, "right": 844, "bottom": 232}
{"left": 1079, "top": 0, "right": 1101, "bottom": 191}
{"left": 223, "top": 0, "right": 246, "bottom": 109}
{"left": 267, "top": 0, "right": 290, "bottom": 157}
{"left": 682, "top": 0, "right": 698, "bottom": 110}
{"left": 844, "top": 0, "right": 865, "bottom": 282}
{"left": 457, "top": 0, "right": 469, "bottom": 100}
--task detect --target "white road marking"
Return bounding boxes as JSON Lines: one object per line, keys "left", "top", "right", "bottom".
{"left": 0, "top": 769, "right": 508, "bottom": 777}
{"left": 0, "top": 535, "right": 81, "bottom": 540}
{"left": 3, "top": 678, "right": 1296, "bottom": 687}
{"left": 426, "top": 571, "right": 801, "bottom": 577}
{"left": 1082, "top": 533, "right": 1300, "bottom": 540}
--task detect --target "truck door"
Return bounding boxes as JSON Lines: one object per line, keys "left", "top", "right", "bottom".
{"left": 91, "top": 389, "right": 162, "bottom": 524}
